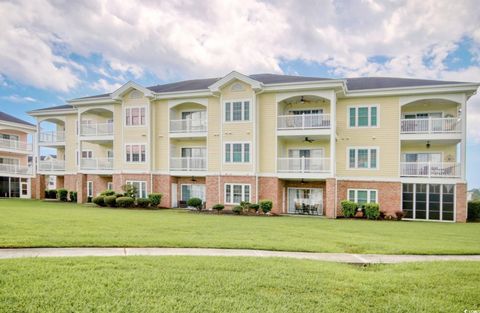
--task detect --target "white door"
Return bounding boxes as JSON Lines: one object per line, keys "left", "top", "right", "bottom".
{"left": 171, "top": 183, "right": 178, "bottom": 208}
{"left": 20, "top": 178, "right": 30, "bottom": 198}
{"left": 287, "top": 188, "right": 323, "bottom": 215}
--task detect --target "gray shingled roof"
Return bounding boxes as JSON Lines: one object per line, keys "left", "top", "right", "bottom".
{"left": 29, "top": 104, "right": 74, "bottom": 113}
{"left": 0, "top": 111, "right": 34, "bottom": 126}
{"left": 345, "top": 77, "right": 466, "bottom": 91}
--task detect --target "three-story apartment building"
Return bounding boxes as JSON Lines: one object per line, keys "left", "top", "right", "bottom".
{"left": 28, "top": 72, "right": 479, "bottom": 222}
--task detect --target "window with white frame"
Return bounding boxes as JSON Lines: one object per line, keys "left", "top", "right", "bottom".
{"left": 181, "top": 184, "right": 206, "bottom": 201}
{"left": 225, "top": 184, "right": 250, "bottom": 204}
{"left": 225, "top": 143, "right": 250, "bottom": 163}
{"left": 125, "top": 107, "right": 146, "bottom": 126}
{"left": 225, "top": 100, "right": 250, "bottom": 121}
{"left": 126, "top": 181, "right": 147, "bottom": 198}
{"left": 348, "top": 189, "right": 377, "bottom": 206}
{"left": 81, "top": 150, "right": 93, "bottom": 159}
{"left": 348, "top": 148, "right": 378, "bottom": 169}
{"left": 87, "top": 181, "right": 93, "bottom": 197}
{"left": 125, "top": 144, "right": 146, "bottom": 163}
{"left": 349, "top": 105, "right": 378, "bottom": 127}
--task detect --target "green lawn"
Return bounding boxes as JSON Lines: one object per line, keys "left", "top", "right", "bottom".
{"left": 0, "top": 256, "right": 479, "bottom": 312}
{"left": 1, "top": 199, "right": 480, "bottom": 254}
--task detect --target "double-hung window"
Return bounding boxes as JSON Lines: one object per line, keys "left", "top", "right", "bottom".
{"left": 81, "top": 150, "right": 93, "bottom": 159}
{"left": 225, "top": 100, "right": 250, "bottom": 121}
{"left": 126, "top": 181, "right": 147, "bottom": 198}
{"left": 348, "top": 148, "right": 378, "bottom": 169}
{"left": 348, "top": 189, "right": 377, "bottom": 206}
{"left": 125, "top": 144, "right": 146, "bottom": 163}
{"left": 224, "top": 184, "right": 250, "bottom": 204}
{"left": 349, "top": 105, "right": 378, "bottom": 127}
{"left": 225, "top": 143, "right": 250, "bottom": 163}
{"left": 125, "top": 107, "right": 146, "bottom": 126}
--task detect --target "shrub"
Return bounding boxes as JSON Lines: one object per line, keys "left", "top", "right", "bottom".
{"left": 340, "top": 200, "right": 357, "bottom": 218}
{"left": 115, "top": 193, "right": 124, "bottom": 198}
{"left": 57, "top": 188, "right": 68, "bottom": 202}
{"left": 240, "top": 201, "right": 251, "bottom": 212}
{"left": 232, "top": 205, "right": 242, "bottom": 215}
{"left": 116, "top": 197, "right": 135, "bottom": 208}
{"left": 92, "top": 196, "right": 106, "bottom": 207}
{"left": 87, "top": 196, "right": 92, "bottom": 203}
{"left": 212, "top": 204, "right": 224, "bottom": 213}
{"left": 104, "top": 195, "right": 117, "bottom": 207}
{"left": 364, "top": 203, "right": 380, "bottom": 220}
{"left": 148, "top": 193, "right": 163, "bottom": 207}
{"left": 46, "top": 189, "right": 57, "bottom": 199}
{"left": 69, "top": 191, "right": 77, "bottom": 202}
{"left": 259, "top": 200, "right": 273, "bottom": 214}
{"left": 121, "top": 184, "right": 137, "bottom": 199}
{"left": 395, "top": 211, "right": 405, "bottom": 221}
{"left": 100, "top": 190, "right": 115, "bottom": 196}
{"left": 249, "top": 203, "right": 260, "bottom": 212}
{"left": 187, "top": 197, "right": 203, "bottom": 211}
{"left": 136, "top": 198, "right": 151, "bottom": 208}
{"left": 467, "top": 201, "right": 480, "bottom": 221}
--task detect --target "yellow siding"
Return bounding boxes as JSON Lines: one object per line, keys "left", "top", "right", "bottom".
{"left": 207, "top": 97, "right": 221, "bottom": 171}
{"left": 153, "top": 100, "right": 169, "bottom": 171}
{"left": 336, "top": 96, "right": 400, "bottom": 177}
{"left": 64, "top": 114, "right": 78, "bottom": 172}
{"left": 401, "top": 143, "right": 457, "bottom": 161}
{"left": 258, "top": 93, "right": 276, "bottom": 173}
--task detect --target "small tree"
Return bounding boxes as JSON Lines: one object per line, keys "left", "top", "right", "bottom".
{"left": 240, "top": 201, "right": 251, "bottom": 213}
{"left": 121, "top": 184, "right": 137, "bottom": 199}
{"left": 212, "top": 204, "right": 224, "bottom": 214}
{"left": 148, "top": 193, "right": 163, "bottom": 208}
{"left": 187, "top": 197, "right": 203, "bottom": 211}
{"left": 259, "top": 200, "right": 273, "bottom": 214}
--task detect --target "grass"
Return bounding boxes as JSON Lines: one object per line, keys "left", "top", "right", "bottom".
{"left": 0, "top": 256, "right": 479, "bottom": 312}
{"left": 1, "top": 198, "right": 480, "bottom": 254}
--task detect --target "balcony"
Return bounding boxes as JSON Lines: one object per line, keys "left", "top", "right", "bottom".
{"left": 0, "top": 164, "right": 33, "bottom": 175}
{"left": 400, "top": 162, "right": 461, "bottom": 178}
{"left": 277, "top": 157, "right": 331, "bottom": 178}
{"left": 80, "top": 123, "right": 114, "bottom": 137}
{"left": 38, "top": 160, "right": 65, "bottom": 172}
{"left": 170, "top": 157, "right": 207, "bottom": 172}
{"left": 400, "top": 118, "right": 462, "bottom": 141}
{"left": 39, "top": 131, "right": 65, "bottom": 145}
{"left": 0, "top": 138, "right": 32, "bottom": 153}
{"left": 80, "top": 158, "right": 113, "bottom": 171}
{"left": 170, "top": 119, "right": 207, "bottom": 137}
{"left": 277, "top": 114, "right": 331, "bottom": 137}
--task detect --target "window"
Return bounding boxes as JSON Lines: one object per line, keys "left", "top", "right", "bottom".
{"left": 348, "top": 148, "right": 378, "bottom": 169}
{"left": 1, "top": 133, "right": 19, "bottom": 141}
{"left": 81, "top": 150, "right": 93, "bottom": 159}
{"left": 349, "top": 106, "right": 378, "bottom": 127}
{"left": 125, "top": 107, "right": 146, "bottom": 126}
{"left": 125, "top": 144, "right": 146, "bottom": 163}
{"left": 225, "top": 100, "right": 250, "bottom": 121}
{"left": 402, "top": 183, "right": 455, "bottom": 221}
{"left": 126, "top": 181, "right": 147, "bottom": 198}
{"left": 87, "top": 181, "right": 93, "bottom": 198}
{"left": 181, "top": 184, "right": 206, "bottom": 201}
{"left": 225, "top": 143, "right": 250, "bottom": 163}
{"left": 107, "top": 182, "right": 113, "bottom": 190}
{"left": 348, "top": 189, "right": 377, "bottom": 206}
{"left": 225, "top": 184, "right": 250, "bottom": 204}
{"left": 107, "top": 150, "right": 114, "bottom": 159}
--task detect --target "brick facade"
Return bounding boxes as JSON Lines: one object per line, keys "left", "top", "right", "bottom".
{"left": 152, "top": 174, "right": 173, "bottom": 208}
{"left": 455, "top": 182, "right": 467, "bottom": 223}
{"left": 336, "top": 180, "right": 402, "bottom": 216}
{"left": 33, "top": 175, "right": 46, "bottom": 200}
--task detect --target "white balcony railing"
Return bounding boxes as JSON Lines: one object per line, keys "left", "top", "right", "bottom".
{"left": 400, "top": 162, "right": 461, "bottom": 178}
{"left": 0, "top": 164, "right": 33, "bottom": 175}
{"left": 400, "top": 118, "right": 461, "bottom": 134}
{"left": 170, "top": 119, "right": 207, "bottom": 133}
{"left": 277, "top": 157, "right": 330, "bottom": 173}
{"left": 0, "top": 138, "right": 32, "bottom": 152}
{"left": 170, "top": 157, "right": 207, "bottom": 171}
{"left": 38, "top": 160, "right": 65, "bottom": 172}
{"left": 80, "top": 123, "right": 114, "bottom": 136}
{"left": 277, "top": 114, "right": 331, "bottom": 130}
{"left": 80, "top": 158, "right": 113, "bottom": 170}
{"left": 39, "top": 131, "right": 65, "bottom": 143}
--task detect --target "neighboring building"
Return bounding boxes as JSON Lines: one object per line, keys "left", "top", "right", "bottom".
{"left": 28, "top": 72, "right": 479, "bottom": 222}
{"left": 0, "top": 111, "right": 36, "bottom": 198}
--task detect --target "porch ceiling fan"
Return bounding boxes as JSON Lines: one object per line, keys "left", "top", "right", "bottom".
{"left": 303, "top": 136, "right": 315, "bottom": 143}
{"left": 299, "top": 96, "right": 311, "bottom": 104}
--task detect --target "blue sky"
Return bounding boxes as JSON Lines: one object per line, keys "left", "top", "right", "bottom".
{"left": 0, "top": 0, "right": 479, "bottom": 186}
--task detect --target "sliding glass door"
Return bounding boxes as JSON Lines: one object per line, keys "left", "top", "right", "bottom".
{"left": 402, "top": 183, "right": 455, "bottom": 221}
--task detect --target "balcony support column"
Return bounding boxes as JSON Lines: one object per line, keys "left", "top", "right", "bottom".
{"left": 329, "top": 91, "right": 336, "bottom": 177}
{"left": 460, "top": 95, "right": 467, "bottom": 181}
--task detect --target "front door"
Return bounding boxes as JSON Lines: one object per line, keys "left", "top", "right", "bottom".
{"left": 171, "top": 183, "right": 178, "bottom": 208}
{"left": 287, "top": 188, "right": 323, "bottom": 215}
{"left": 20, "top": 178, "right": 29, "bottom": 198}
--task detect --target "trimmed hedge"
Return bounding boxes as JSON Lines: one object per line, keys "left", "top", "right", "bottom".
{"left": 249, "top": 203, "right": 260, "bottom": 212}
{"left": 340, "top": 200, "right": 357, "bottom": 218}
{"left": 104, "top": 195, "right": 117, "bottom": 207}
{"left": 116, "top": 197, "right": 135, "bottom": 208}
{"left": 467, "top": 201, "right": 480, "bottom": 221}
{"left": 45, "top": 189, "right": 57, "bottom": 199}
{"left": 187, "top": 197, "right": 203, "bottom": 210}
{"left": 69, "top": 191, "right": 77, "bottom": 202}
{"left": 232, "top": 206, "right": 242, "bottom": 215}
{"left": 212, "top": 204, "right": 224, "bottom": 213}
{"left": 100, "top": 190, "right": 115, "bottom": 196}
{"left": 136, "top": 198, "right": 151, "bottom": 208}
{"left": 57, "top": 188, "right": 68, "bottom": 202}
{"left": 364, "top": 203, "right": 380, "bottom": 220}
{"left": 92, "top": 196, "right": 106, "bottom": 207}
{"left": 148, "top": 193, "right": 162, "bottom": 207}
{"left": 259, "top": 200, "right": 273, "bottom": 214}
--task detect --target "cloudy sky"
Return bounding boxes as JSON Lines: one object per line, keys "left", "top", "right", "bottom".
{"left": 0, "top": 0, "right": 479, "bottom": 185}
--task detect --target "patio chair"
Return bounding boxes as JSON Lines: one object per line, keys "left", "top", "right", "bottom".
{"left": 294, "top": 201, "right": 302, "bottom": 214}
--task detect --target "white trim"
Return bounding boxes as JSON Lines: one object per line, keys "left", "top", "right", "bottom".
{"left": 223, "top": 99, "right": 252, "bottom": 122}
{"left": 347, "top": 188, "right": 378, "bottom": 204}
{"left": 168, "top": 98, "right": 208, "bottom": 109}
{"left": 124, "top": 106, "right": 147, "bottom": 127}
{"left": 346, "top": 146, "right": 380, "bottom": 170}
{"left": 223, "top": 141, "right": 252, "bottom": 164}
{"left": 124, "top": 143, "right": 147, "bottom": 164}
{"left": 224, "top": 183, "right": 251, "bottom": 205}
{"left": 111, "top": 81, "right": 154, "bottom": 100}
{"left": 87, "top": 181, "right": 93, "bottom": 198}
{"left": 347, "top": 104, "right": 380, "bottom": 128}
{"left": 209, "top": 71, "right": 262, "bottom": 93}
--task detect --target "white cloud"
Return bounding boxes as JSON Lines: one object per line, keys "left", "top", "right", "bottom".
{"left": 91, "top": 79, "right": 122, "bottom": 93}
{"left": 1, "top": 94, "right": 37, "bottom": 103}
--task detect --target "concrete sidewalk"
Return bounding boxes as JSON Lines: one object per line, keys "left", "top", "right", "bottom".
{"left": 1, "top": 247, "right": 480, "bottom": 264}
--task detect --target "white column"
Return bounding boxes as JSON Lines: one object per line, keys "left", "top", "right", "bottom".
{"left": 330, "top": 91, "right": 336, "bottom": 176}
{"left": 460, "top": 95, "right": 467, "bottom": 181}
